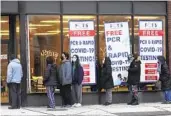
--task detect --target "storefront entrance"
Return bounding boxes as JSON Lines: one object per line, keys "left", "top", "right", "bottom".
{"left": 1, "top": 15, "right": 19, "bottom": 104}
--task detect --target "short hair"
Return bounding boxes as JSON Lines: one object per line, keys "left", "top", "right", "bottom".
{"left": 46, "top": 56, "right": 54, "bottom": 64}
{"left": 62, "top": 52, "right": 69, "bottom": 60}
{"left": 10, "top": 54, "right": 16, "bottom": 60}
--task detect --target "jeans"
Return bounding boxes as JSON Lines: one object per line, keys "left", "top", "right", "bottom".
{"left": 128, "top": 85, "right": 139, "bottom": 102}
{"left": 164, "top": 90, "right": 171, "bottom": 101}
{"left": 105, "top": 88, "right": 112, "bottom": 103}
{"left": 46, "top": 86, "right": 55, "bottom": 108}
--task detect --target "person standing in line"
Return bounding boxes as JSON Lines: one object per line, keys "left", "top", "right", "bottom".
{"left": 157, "top": 56, "right": 171, "bottom": 104}
{"left": 71, "top": 55, "right": 84, "bottom": 107}
{"left": 127, "top": 53, "right": 141, "bottom": 105}
{"left": 100, "top": 57, "right": 114, "bottom": 106}
{"left": 7, "top": 54, "right": 23, "bottom": 109}
{"left": 59, "top": 52, "right": 72, "bottom": 107}
{"left": 43, "top": 56, "right": 58, "bottom": 109}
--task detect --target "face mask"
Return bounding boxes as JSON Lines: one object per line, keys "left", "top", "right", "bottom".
{"left": 72, "top": 58, "right": 77, "bottom": 62}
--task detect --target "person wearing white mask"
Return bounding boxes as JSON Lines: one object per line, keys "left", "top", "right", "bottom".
{"left": 71, "top": 55, "right": 84, "bottom": 107}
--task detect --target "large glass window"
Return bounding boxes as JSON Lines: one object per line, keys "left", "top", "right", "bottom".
{"left": 63, "top": 15, "right": 96, "bottom": 92}
{"left": 28, "top": 15, "right": 61, "bottom": 93}
{"left": 1, "top": 16, "right": 9, "bottom": 103}
{"left": 1, "top": 16, "right": 9, "bottom": 40}
{"left": 134, "top": 16, "right": 166, "bottom": 91}
{"left": 99, "top": 16, "right": 132, "bottom": 92}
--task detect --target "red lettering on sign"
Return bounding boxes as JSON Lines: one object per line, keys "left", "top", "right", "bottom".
{"left": 69, "top": 30, "right": 95, "bottom": 37}
{"left": 139, "top": 30, "right": 163, "bottom": 36}
{"left": 83, "top": 64, "right": 90, "bottom": 69}
{"left": 106, "top": 30, "right": 122, "bottom": 36}
{"left": 84, "top": 71, "right": 90, "bottom": 76}
{"left": 145, "top": 63, "right": 157, "bottom": 68}
{"left": 145, "top": 69, "right": 157, "bottom": 74}
{"left": 145, "top": 76, "right": 157, "bottom": 80}
{"left": 83, "top": 77, "right": 90, "bottom": 82}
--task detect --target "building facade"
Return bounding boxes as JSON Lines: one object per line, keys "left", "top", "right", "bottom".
{"left": 1, "top": 1, "right": 171, "bottom": 106}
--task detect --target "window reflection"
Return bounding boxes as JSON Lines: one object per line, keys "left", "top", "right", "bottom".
{"left": 28, "top": 15, "right": 61, "bottom": 93}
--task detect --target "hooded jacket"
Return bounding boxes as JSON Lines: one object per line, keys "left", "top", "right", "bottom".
{"left": 59, "top": 60, "right": 72, "bottom": 86}
{"left": 157, "top": 56, "right": 171, "bottom": 90}
{"left": 7, "top": 59, "right": 23, "bottom": 83}
{"left": 100, "top": 57, "right": 114, "bottom": 89}
{"left": 43, "top": 64, "right": 58, "bottom": 86}
{"left": 127, "top": 57, "right": 141, "bottom": 85}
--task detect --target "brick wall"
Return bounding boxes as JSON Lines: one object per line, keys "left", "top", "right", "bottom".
{"left": 167, "top": 1, "right": 171, "bottom": 72}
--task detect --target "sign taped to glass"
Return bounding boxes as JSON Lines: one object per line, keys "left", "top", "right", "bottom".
{"left": 69, "top": 20, "right": 96, "bottom": 85}
{"left": 139, "top": 20, "right": 163, "bottom": 82}
{"left": 104, "top": 22, "right": 131, "bottom": 86}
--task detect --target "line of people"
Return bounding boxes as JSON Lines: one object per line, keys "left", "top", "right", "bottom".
{"left": 43, "top": 52, "right": 84, "bottom": 109}
{"left": 6, "top": 53, "right": 171, "bottom": 109}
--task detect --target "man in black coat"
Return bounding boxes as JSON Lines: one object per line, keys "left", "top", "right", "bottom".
{"left": 157, "top": 56, "right": 171, "bottom": 104}
{"left": 127, "top": 53, "right": 141, "bottom": 105}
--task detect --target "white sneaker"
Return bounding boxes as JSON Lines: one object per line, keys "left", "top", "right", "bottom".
{"left": 76, "top": 103, "right": 82, "bottom": 107}
{"left": 72, "top": 103, "right": 77, "bottom": 107}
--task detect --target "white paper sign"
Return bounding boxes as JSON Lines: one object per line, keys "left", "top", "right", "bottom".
{"left": 69, "top": 20, "right": 96, "bottom": 84}
{"left": 104, "top": 22, "right": 131, "bottom": 86}
{"left": 139, "top": 20, "right": 163, "bottom": 82}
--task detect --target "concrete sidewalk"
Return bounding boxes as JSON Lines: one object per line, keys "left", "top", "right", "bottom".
{"left": 1, "top": 103, "right": 171, "bottom": 116}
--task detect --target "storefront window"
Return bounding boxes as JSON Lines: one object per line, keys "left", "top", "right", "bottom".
{"left": 1, "top": 16, "right": 9, "bottom": 103}
{"left": 1, "top": 16, "right": 9, "bottom": 40}
{"left": 134, "top": 16, "right": 166, "bottom": 91}
{"left": 63, "top": 15, "right": 96, "bottom": 92}
{"left": 99, "top": 16, "right": 132, "bottom": 92}
{"left": 28, "top": 15, "right": 61, "bottom": 93}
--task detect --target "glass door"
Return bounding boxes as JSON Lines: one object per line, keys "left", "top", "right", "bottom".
{"left": 1, "top": 16, "right": 9, "bottom": 103}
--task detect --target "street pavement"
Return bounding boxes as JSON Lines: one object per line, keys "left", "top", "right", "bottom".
{"left": 1, "top": 103, "right": 171, "bottom": 116}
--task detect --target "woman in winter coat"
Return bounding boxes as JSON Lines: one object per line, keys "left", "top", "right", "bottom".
{"left": 127, "top": 53, "right": 141, "bottom": 105}
{"left": 157, "top": 56, "right": 171, "bottom": 104}
{"left": 100, "top": 57, "right": 114, "bottom": 106}
{"left": 43, "top": 56, "right": 58, "bottom": 109}
{"left": 71, "top": 55, "right": 84, "bottom": 107}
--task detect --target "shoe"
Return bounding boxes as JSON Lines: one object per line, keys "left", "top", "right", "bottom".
{"left": 48, "top": 107, "right": 56, "bottom": 111}
{"left": 131, "top": 101, "right": 139, "bottom": 105}
{"left": 76, "top": 103, "right": 82, "bottom": 107}
{"left": 162, "top": 101, "right": 171, "bottom": 104}
{"left": 72, "top": 103, "right": 77, "bottom": 107}
{"left": 8, "top": 107, "right": 18, "bottom": 109}
{"left": 104, "top": 102, "right": 112, "bottom": 106}
{"left": 127, "top": 99, "right": 135, "bottom": 105}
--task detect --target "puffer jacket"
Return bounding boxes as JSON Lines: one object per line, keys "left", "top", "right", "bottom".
{"left": 127, "top": 58, "right": 141, "bottom": 85}
{"left": 59, "top": 60, "right": 72, "bottom": 86}
{"left": 43, "top": 64, "right": 58, "bottom": 86}
{"left": 7, "top": 59, "right": 23, "bottom": 83}
{"left": 157, "top": 56, "right": 171, "bottom": 90}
